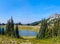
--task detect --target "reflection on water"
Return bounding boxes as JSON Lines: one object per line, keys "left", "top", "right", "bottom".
{"left": 0, "top": 28, "right": 38, "bottom": 36}
{"left": 19, "top": 30, "right": 38, "bottom": 36}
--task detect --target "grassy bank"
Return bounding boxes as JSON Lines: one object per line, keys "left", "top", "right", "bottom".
{"left": 2, "top": 25, "right": 40, "bottom": 32}
{"left": 18, "top": 25, "right": 40, "bottom": 32}
{"left": 0, "top": 35, "right": 59, "bottom": 44}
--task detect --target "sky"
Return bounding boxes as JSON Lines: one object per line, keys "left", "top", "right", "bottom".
{"left": 0, "top": 0, "right": 60, "bottom": 24}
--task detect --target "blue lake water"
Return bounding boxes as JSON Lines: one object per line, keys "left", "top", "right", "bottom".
{"left": 19, "top": 30, "right": 38, "bottom": 36}
{"left": 0, "top": 28, "right": 38, "bottom": 36}
{"left": 0, "top": 28, "right": 2, "bottom": 33}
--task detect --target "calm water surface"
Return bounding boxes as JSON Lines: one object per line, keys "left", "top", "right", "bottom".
{"left": 0, "top": 28, "right": 38, "bottom": 36}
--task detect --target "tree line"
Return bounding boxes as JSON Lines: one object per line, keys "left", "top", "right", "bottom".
{"left": 37, "top": 16, "right": 60, "bottom": 39}
{"left": 0, "top": 17, "right": 20, "bottom": 38}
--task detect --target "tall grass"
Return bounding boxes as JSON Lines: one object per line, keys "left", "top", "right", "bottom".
{"left": 0, "top": 35, "right": 60, "bottom": 44}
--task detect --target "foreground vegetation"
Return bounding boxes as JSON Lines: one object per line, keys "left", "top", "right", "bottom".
{"left": 0, "top": 35, "right": 60, "bottom": 44}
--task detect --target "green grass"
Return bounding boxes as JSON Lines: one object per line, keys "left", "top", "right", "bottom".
{"left": 0, "top": 35, "right": 60, "bottom": 44}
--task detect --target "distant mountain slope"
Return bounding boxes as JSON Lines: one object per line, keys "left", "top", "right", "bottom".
{"left": 27, "top": 13, "right": 60, "bottom": 26}
{"left": 48, "top": 13, "right": 60, "bottom": 21}
{"left": 47, "top": 13, "right": 60, "bottom": 24}
{"left": 26, "top": 21, "right": 41, "bottom": 26}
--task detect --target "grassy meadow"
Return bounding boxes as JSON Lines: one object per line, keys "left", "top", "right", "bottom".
{"left": 0, "top": 35, "right": 60, "bottom": 44}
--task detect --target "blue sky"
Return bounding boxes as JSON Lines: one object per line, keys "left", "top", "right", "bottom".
{"left": 0, "top": 0, "right": 60, "bottom": 24}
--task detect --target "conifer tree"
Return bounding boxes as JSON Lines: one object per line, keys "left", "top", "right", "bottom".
{"left": 37, "top": 19, "right": 48, "bottom": 39}
{"left": 15, "top": 25, "right": 19, "bottom": 38}
{"left": 1, "top": 28, "right": 4, "bottom": 35}
{"left": 6, "top": 20, "right": 11, "bottom": 36}
{"left": 6, "top": 17, "right": 15, "bottom": 37}
{"left": 10, "top": 16, "right": 15, "bottom": 37}
{"left": 57, "top": 15, "right": 60, "bottom": 36}
{"left": 52, "top": 15, "right": 60, "bottom": 37}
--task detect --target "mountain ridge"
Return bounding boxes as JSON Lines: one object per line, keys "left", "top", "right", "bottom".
{"left": 27, "top": 13, "right": 60, "bottom": 26}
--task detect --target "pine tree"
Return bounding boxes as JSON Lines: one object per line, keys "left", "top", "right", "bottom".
{"left": 6, "top": 17, "right": 15, "bottom": 37}
{"left": 1, "top": 28, "right": 4, "bottom": 35}
{"left": 57, "top": 15, "right": 60, "bottom": 36}
{"left": 15, "top": 25, "right": 19, "bottom": 38}
{"left": 6, "top": 20, "right": 11, "bottom": 36}
{"left": 45, "top": 28, "right": 49, "bottom": 38}
{"left": 53, "top": 21, "right": 58, "bottom": 36}
{"left": 10, "top": 16, "right": 15, "bottom": 37}
{"left": 52, "top": 15, "right": 60, "bottom": 37}
{"left": 37, "top": 19, "right": 48, "bottom": 39}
